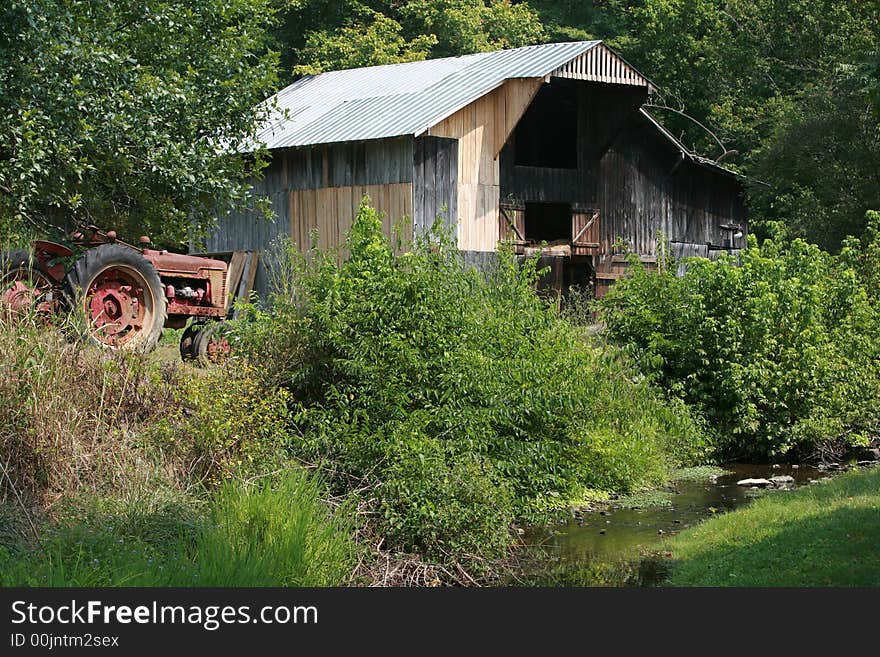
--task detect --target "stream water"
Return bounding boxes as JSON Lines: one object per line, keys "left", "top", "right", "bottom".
{"left": 521, "top": 463, "right": 832, "bottom": 585}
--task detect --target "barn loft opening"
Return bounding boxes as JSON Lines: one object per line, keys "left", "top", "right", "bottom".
{"left": 514, "top": 81, "right": 578, "bottom": 169}
{"left": 525, "top": 202, "right": 571, "bottom": 243}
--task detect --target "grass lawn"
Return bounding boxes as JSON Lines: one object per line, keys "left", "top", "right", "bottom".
{"left": 663, "top": 466, "right": 880, "bottom": 586}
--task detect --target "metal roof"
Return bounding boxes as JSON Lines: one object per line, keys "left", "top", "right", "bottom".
{"left": 252, "top": 41, "right": 631, "bottom": 150}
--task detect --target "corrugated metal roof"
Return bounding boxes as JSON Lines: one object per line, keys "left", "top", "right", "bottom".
{"left": 252, "top": 41, "right": 617, "bottom": 150}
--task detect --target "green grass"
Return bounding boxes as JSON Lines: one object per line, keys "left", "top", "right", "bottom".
{"left": 192, "top": 469, "right": 355, "bottom": 586}
{"left": 663, "top": 466, "right": 880, "bottom": 586}
{"left": 0, "top": 470, "right": 355, "bottom": 587}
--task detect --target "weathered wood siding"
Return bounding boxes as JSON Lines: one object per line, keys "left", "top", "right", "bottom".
{"left": 426, "top": 78, "right": 543, "bottom": 251}
{"left": 551, "top": 43, "right": 654, "bottom": 89}
{"left": 412, "top": 136, "right": 458, "bottom": 236}
{"left": 278, "top": 138, "right": 413, "bottom": 191}
{"left": 209, "top": 137, "right": 415, "bottom": 296}
{"left": 597, "top": 114, "right": 747, "bottom": 256}
{"left": 206, "top": 183, "right": 290, "bottom": 298}
{"left": 289, "top": 183, "right": 413, "bottom": 255}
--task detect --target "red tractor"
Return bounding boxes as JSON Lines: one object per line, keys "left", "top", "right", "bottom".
{"left": 1, "top": 226, "right": 232, "bottom": 361}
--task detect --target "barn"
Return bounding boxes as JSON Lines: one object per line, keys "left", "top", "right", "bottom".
{"left": 208, "top": 40, "right": 746, "bottom": 297}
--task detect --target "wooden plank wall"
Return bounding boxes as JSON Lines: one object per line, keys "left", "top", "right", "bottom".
{"left": 209, "top": 137, "right": 415, "bottom": 297}
{"left": 551, "top": 43, "right": 653, "bottom": 89}
{"left": 205, "top": 185, "right": 289, "bottom": 298}
{"left": 597, "top": 112, "right": 747, "bottom": 257}
{"left": 426, "top": 78, "right": 542, "bottom": 251}
{"left": 412, "top": 136, "right": 458, "bottom": 236}
{"left": 276, "top": 137, "right": 413, "bottom": 190}
{"left": 289, "top": 183, "right": 413, "bottom": 257}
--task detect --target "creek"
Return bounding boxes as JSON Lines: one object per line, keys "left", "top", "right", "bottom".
{"left": 521, "top": 463, "right": 833, "bottom": 585}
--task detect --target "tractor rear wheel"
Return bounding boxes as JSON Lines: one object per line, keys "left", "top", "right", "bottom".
{"left": 1, "top": 250, "right": 55, "bottom": 318}
{"left": 65, "top": 243, "right": 167, "bottom": 352}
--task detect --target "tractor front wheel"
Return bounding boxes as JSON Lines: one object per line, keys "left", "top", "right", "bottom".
{"left": 65, "top": 243, "right": 167, "bottom": 352}
{"left": 192, "top": 321, "right": 231, "bottom": 365}
{"left": 179, "top": 322, "right": 201, "bottom": 361}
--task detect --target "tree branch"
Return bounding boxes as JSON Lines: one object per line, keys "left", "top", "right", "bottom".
{"left": 643, "top": 103, "right": 732, "bottom": 160}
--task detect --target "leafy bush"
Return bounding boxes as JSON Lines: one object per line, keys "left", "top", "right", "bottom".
{"left": 151, "top": 364, "right": 293, "bottom": 485}
{"left": 237, "top": 200, "right": 707, "bottom": 564}
{"left": 598, "top": 233, "right": 880, "bottom": 459}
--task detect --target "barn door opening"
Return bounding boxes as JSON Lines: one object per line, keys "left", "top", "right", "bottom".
{"left": 524, "top": 202, "right": 571, "bottom": 244}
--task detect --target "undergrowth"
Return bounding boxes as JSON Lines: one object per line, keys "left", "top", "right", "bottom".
{"left": 233, "top": 200, "right": 708, "bottom": 568}
{"left": 0, "top": 471, "right": 355, "bottom": 586}
{"left": 0, "top": 313, "right": 353, "bottom": 587}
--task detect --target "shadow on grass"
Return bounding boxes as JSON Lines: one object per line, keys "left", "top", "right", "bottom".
{"left": 666, "top": 505, "right": 880, "bottom": 587}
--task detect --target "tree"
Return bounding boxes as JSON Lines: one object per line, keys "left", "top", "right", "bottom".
{"left": 528, "top": 0, "right": 879, "bottom": 248}
{"left": 0, "top": 0, "right": 281, "bottom": 247}
{"left": 400, "top": 0, "right": 545, "bottom": 59}
{"left": 276, "top": 1, "right": 545, "bottom": 77}
{"left": 293, "top": 5, "right": 437, "bottom": 76}
{"left": 748, "top": 58, "right": 880, "bottom": 249}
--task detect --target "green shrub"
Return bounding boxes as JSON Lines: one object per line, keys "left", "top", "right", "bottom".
{"left": 237, "top": 200, "right": 707, "bottom": 564}
{"left": 377, "top": 432, "right": 514, "bottom": 562}
{"left": 598, "top": 233, "right": 880, "bottom": 459}
{"left": 151, "top": 364, "right": 294, "bottom": 485}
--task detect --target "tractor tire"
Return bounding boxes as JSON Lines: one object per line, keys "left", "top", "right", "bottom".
{"left": 179, "top": 322, "right": 202, "bottom": 361}
{"left": 1, "top": 250, "right": 33, "bottom": 272}
{"left": 65, "top": 243, "right": 167, "bottom": 353}
{"left": 1, "top": 249, "right": 55, "bottom": 317}
{"left": 192, "top": 321, "right": 231, "bottom": 365}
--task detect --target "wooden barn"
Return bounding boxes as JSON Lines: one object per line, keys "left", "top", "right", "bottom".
{"left": 208, "top": 41, "right": 746, "bottom": 297}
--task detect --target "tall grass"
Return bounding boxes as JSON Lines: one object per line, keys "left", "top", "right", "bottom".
{"left": 0, "top": 312, "right": 182, "bottom": 509}
{"left": 0, "top": 470, "right": 355, "bottom": 587}
{"left": 192, "top": 470, "right": 354, "bottom": 586}
{"left": 0, "top": 310, "right": 356, "bottom": 587}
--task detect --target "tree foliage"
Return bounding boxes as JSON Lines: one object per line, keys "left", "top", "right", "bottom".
{"left": 0, "top": 0, "right": 281, "bottom": 246}
{"left": 749, "top": 62, "right": 880, "bottom": 250}
{"left": 527, "top": 1, "right": 879, "bottom": 249}
{"left": 276, "top": 0, "right": 545, "bottom": 76}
